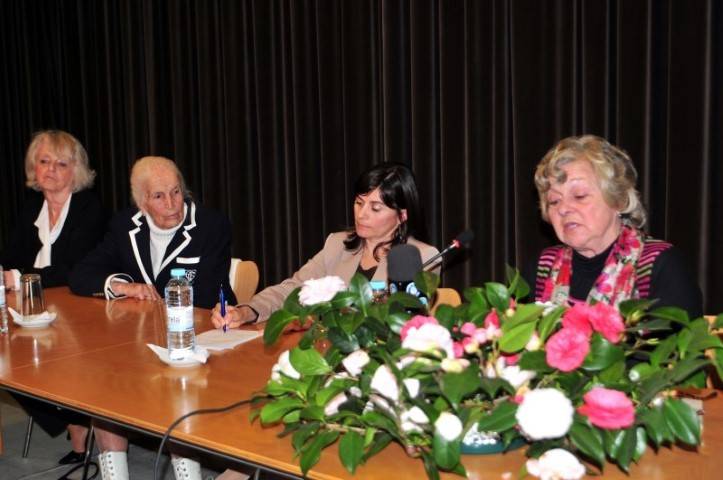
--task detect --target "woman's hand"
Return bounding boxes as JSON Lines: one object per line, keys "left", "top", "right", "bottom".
{"left": 110, "top": 281, "right": 162, "bottom": 301}
{"left": 211, "top": 303, "right": 256, "bottom": 330}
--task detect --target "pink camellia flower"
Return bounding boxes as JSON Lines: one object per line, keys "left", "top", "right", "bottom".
{"left": 502, "top": 353, "right": 520, "bottom": 366}
{"left": 484, "top": 310, "right": 500, "bottom": 328}
{"left": 588, "top": 303, "right": 625, "bottom": 344}
{"left": 400, "top": 315, "right": 439, "bottom": 341}
{"left": 545, "top": 328, "right": 590, "bottom": 372}
{"left": 577, "top": 387, "right": 635, "bottom": 429}
{"left": 452, "top": 341, "right": 464, "bottom": 358}
{"left": 460, "top": 322, "right": 477, "bottom": 336}
{"left": 561, "top": 304, "right": 593, "bottom": 337}
{"left": 462, "top": 337, "right": 479, "bottom": 354}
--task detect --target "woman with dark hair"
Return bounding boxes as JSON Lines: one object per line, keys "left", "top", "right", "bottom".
{"left": 212, "top": 162, "right": 439, "bottom": 328}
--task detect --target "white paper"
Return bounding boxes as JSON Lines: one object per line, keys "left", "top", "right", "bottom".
{"left": 195, "top": 328, "right": 262, "bottom": 351}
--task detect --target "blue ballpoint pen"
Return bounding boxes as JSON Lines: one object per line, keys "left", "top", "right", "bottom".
{"left": 219, "top": 285, "right": 227, "bottom": 333}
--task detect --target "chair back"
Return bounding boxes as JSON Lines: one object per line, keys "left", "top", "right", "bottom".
{"left": 229, "top": 258, "right": 260, "bottom": 303}
{"left": 432, "top": 287, "right": 462, "bottom": 314}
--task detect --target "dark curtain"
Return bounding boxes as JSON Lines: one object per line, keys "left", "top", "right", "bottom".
{"left": 1, "top": 0, "right": 721, "bottom": 311}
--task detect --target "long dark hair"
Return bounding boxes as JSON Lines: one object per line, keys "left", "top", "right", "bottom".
{"left": 344, "top": 162, "right": 428, "bottom": 259}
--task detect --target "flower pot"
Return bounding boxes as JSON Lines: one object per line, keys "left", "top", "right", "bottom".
{"left": 461, "top": 426, "right": 527, "bottom": 455}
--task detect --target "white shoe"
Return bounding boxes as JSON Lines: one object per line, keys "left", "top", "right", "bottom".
{"left": 98, "top": 451, "right": 129, "bottom": 480}
{"left": 172, "top": 457, "right": 202, "bottom": 480}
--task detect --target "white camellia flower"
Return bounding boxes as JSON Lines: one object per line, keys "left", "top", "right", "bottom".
{"left": 525, "top": 333, "right": 541, "bottom": 351}
{"left": 441, "top": 358, "right": 470, "bottom": 373}
{"left": 402, "top": 322, "right": 455, "bottom": 358}
{"left": 323, "top": 392, "right": 348, "bottom": 416}
{"left": 368, "top": 394, "right": 396, "bottom": 417}
{"left": 271, "top": 350, "right": 301, "bottom": 381}
{"left": 298, "top": 275, "right": 346, "bottom": 305}
{"left": 516, "top": 389, "right": 574, "bottom": 440}
{"left": 500, "top": 365, "right": 536, "bottom": 389}
{"left": 349, "top": 386, "right": 362, "bottom": 398}
{"left": 400, "top": 406, "right": 430, "bottom": 433}
{"left": 342, "top": 350, "right": 370, "bottom": 376}
{"left": 370, "top": 365, "right": 399, "bottom": 401}
{"left": 403, "top": 378, "right": 421, "bottom": 398}
{"left": 434, "top": 412, "right": 463, "bottom": 441}
{"left": 526, "top": 448, "right": 586, "bottom": 480}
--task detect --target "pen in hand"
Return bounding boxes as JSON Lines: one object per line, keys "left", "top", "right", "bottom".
{"left": 219, "top": 285, "right": 227, "bottom": 333}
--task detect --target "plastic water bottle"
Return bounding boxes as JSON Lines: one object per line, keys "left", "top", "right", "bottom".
{"left": 165, "top": 268, "right": 195, "bottom": 360}
{"left": 0, "top": 265, "right": 8, "bottom": 334}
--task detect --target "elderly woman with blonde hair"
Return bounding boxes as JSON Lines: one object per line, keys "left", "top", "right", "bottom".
{"left": 0, "top": 130, "right": 105, "bottom": 465}
{"left": 0, "top": 129, "right": 105, "bottom": 289}
{"left": 525, "top": 135, "right": 702, "bottom": 317}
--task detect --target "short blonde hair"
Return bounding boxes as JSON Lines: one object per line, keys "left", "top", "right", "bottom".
{"left": 25, "top": 130, "right": 95, "bottom": 192}
{"left": 534, "top": 135, "right": 647, "bottom": 228}
{"left": 130, "top": 156, "right": 187, "bottom": 208}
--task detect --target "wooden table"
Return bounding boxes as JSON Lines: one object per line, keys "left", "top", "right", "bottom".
{"left": 1, "top": 287, "right": 722, "bottom": 479}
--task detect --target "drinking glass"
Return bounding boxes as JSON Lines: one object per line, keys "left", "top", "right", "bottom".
{"left": 21, "top": 273, "right": 45, "bottom": 318}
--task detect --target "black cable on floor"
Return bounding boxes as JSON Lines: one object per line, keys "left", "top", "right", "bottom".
{"left": 153, "top": 398, "right": 253, "bottom": 480}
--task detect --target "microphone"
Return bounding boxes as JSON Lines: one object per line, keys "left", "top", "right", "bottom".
{"left": 421, "top": 229, "right": 474, "bottom": 270}
{"left": 387, "top": 244, "right": 424, "bottom": 301}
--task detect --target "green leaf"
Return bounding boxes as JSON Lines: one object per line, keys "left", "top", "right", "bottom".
{"left": 478, "top": 377, "right": 514, "bottom": 398}
{"left": 633, "top": 426, "right": 647, "bottom": 462}
{"left": 344, "top": 275, "right": 369, "bottom": 319}
{"left": 330, "top": 291, "right": 356, "bottom": 309}
{"left": 386, "top": 292, "right": 424, "bottom": 310}
{"left": 300, "top": 405, "right": 326, "bottom": 421}
{"left": 289, "top": 347, "right": 332, "bottom": 376}
{"left": 503, "top": 303, "right": 544, "bottom": 330}
{"left": 414, "top": 271, "right": 440, "bottom": 299}
{"left": 639, "top": 406, "right": 672, "bottom": 447}
{"left": 421, "top": 452, "right": 441, "bottom": 480}
{"left": 260, "top": 398, "right": 305, "bottom": 424}
{"left": 476, "top": 401, "right": 519, "bottom": 432}
{"left": 499, "top": 321, "right": 537, "bottom": 353}
{"left": 538, "top": 306, "right": 565, "bottom": 342}
{"left": 650, "top": 306, "right": 690, "bottom": 326}
{"left": 299, "top": 430, "right": 339, "bottom": 475}
{"left": 713, "top": 314, "right": 723, "bottom": 329}
{"left": 463, "top": 287, "right": 488, "bottom": 310}
{"left": 582, "top": 333, "right": 624, "bottom": 372}
{"left": 569, "top": 421, "right": 605, "bottom": 467}
{"left": 629, "top": 362, "right": 656, "bottom": 383}
{"left": 361, "top": 411, "right": 398, "bottom": 434}
{"left": 441, "top": 366, "right": 480, "bottom": 408}
{"left": 518, "top": 350, "right": 554, "bottom": 373}
{"left": 433, "top": 433, "right": 460, "bottom": 470}
{"left": 362, "top": 432, "right": 393, "bottom": 461}
{"left": 339, "top": 431, "right": 364, "bottom": 474}
{"left": 650, "top": 335, "right": 677, "bottom": 367}
{"left": 434, "top": 304, "right": 456, "bottom": 330}
{"left": 282, "top": 287, "right": 304, "bottom": 314}
{"left": 326, "top": 327, "right": 360, "bottom": 354}
{"left": 506, "top": 265, "right": 530, "bottom": 300}
{"left": 636, "top": 370, "right": 672, "bottom": 405}
{"left": 282, "top": 409, "right": 300, "bottom": 424}
{"left": 598, "top": 360, "right": 626, "bottom": 386}
{"left": 687, "top": 330, "right": 723, "bottom": 353}
{"left": 613, "top": 428, "right": 637, "bottom": 472}
{"left": 669, "top": 357, "right": 710, "bottom": 383}
{"left": 315, "top": 379, "right": 355, "bottom": 407}
{"left": 485, "top": 282, "right": 510, "bottom": 311}
{"left": 618, "top": 298, "right": 658, "bottom": 319}
{"left": 663, "top": 398, "right": 700, "bottom": 445}
{"left": 292, "top": 422, "right": 320, "bottom": 451}
{"left": 263, "top": 309, "right": 298, "bottom": 345}
{"left": 385, "top": 311, "right": 409, "bottom": 334}
{"left": 676, "top": 328, "right": 693, "bottom": 357}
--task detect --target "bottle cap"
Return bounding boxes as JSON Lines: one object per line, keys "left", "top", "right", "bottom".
{"left": 370, "top": 280, "right": 387, "bottom": 291}
{"left": 170, "top": 268, "right": 186, "bottom": 277}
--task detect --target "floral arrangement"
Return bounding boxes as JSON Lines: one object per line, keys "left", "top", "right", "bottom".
{"left": 253, "top": 270, "right": 723, "bottom": 479}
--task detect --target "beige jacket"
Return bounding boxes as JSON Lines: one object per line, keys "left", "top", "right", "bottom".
{"left": 248, "top": 231, "right": 440, "bottom": 322}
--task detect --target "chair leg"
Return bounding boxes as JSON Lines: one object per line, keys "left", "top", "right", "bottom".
{"left": 82, "top": 425, "right": 97, "bottom": 480}
{"left": 22, "top": 416, "right": 33, "bottom": 458}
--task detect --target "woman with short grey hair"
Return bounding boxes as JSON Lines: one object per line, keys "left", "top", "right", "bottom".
{"left": 525, "top": 135, "right": 702, "bottom": 317}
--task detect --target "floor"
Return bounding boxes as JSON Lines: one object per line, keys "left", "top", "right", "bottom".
{"left": 0, "top": 391, "right": 259, "bottom": 480}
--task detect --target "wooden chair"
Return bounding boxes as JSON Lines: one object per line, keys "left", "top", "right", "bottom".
{"left": 229, "top": 259, "right": 260, "bottom": 303}
{"left": 432, "top": 287, "right": 462, "bottom": 314}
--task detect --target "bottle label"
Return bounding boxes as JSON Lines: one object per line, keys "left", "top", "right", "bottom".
{"left": 166, "top": 306, "right": 194, "bottom": 332}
